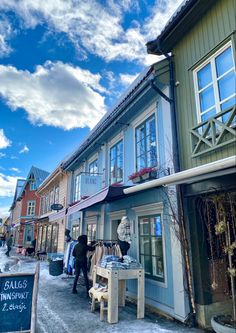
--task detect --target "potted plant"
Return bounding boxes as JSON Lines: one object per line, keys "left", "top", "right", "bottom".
{"left": 210, "top": 194, "right": 236, "bottom": 333}
{"left": 128, "top": 166, "right": 157, "bottom": 184}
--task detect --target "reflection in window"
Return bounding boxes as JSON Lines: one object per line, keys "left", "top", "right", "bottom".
{"left": 110, "top": 140, "right": 123, "bottom": 184}
{"left": 139, "top": 215, "right": 164, "bottom": 281}
{"left": 87, "top": 223, "right": 96, "bottom": 243}
{"left": 194, "top": 43, "right": 236, "bottom": 123}
{"left": 135, "top": 115, "right": 157, "bottom": 171}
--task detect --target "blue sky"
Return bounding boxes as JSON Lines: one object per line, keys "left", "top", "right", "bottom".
{"left": 0, "top": 0, "right": 182, "bottom": 218}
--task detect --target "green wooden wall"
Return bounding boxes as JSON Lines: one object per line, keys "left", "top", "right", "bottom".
{"left": 173, "top": 0, "right": 236, "bottom": 170}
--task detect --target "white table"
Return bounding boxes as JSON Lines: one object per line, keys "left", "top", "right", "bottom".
{"left": 92, "top": 265, "right": 145, "bottom": 324}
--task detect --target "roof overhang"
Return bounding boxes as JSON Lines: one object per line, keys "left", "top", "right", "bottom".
{"left": 67, "top": 186, "right": 131, "bottom": 216}
{"left": 124, "top": 156, "right": 236, "bottom": 195}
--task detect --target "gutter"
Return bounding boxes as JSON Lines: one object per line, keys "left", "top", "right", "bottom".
{"left": 124, "top": 156, "right": 236, "bottom": 195}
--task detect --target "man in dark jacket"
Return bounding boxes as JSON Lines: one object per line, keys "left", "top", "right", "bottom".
{"left": 72, "top": 235, "right": 95, "bottom": 295}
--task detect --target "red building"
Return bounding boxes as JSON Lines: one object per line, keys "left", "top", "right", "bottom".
{"left": 11, "top": 166, "right": 49, "bottom": 248}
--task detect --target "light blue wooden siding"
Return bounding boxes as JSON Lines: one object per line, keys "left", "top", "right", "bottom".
{"left": 107, "top": 188, "right": 174, "bottom": 309}
{"left": 174, "top": 0, "right": 236, "bottom": 170}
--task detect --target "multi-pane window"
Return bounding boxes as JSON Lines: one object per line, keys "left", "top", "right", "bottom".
{"left": 54, "top": 186, "right": 59, "bottom": 204}
{"left": 72, "top": 225, "right": 80, "bottom": 240}
{"left": 49, "top": 190, "right": 54, "bottom": 210}
{"left": 135, "top": 115, "right": 157, "bottom": 171}
{"left": 27, "top": 201, "right": 36, "bottom": 216}
{"left": 87, "top": 223, "right": 96, "bottom": 243}
{"left": 30, "top": 181, "right": 36, "bottom": 191}
{"left": 194, "top": 42, "right": 236, "bottom": 123}
{"left": 74, "top": 175, "right": 80, "bottom": 201}
{"left": 110, "top": 140, "right": 123, "bottom": 184}
{"left": 139, "top": 215, "right": 164, "bottom": 282}
{"left": 89, "top": 159, "right": 98, "bottom": 175}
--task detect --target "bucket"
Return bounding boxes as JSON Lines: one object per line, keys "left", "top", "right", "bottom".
{"left": 49, "top": 259, "right": 63, "bottom": 276}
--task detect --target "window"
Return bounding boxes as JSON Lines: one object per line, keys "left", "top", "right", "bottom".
{"left": 87, "top": 223, "right": 96, "bottom": 243}
{"left": 74, "top": 175, "right": 80, "bottom": 201}
{"left": 27, "top": 201, "right": 36, "bottom": 216}
{"left": 54, "top": 186, "right": 59, "bottom": 204}
{"left": 49, "top": 190, "right": 54, "bottom": 211}
{"left": 139, "top": 215, "right": 164, "bottom": 281}
{"left": 89, "top": 159, "right": 98, "bottom": 175}
{"left": 135, "top": 115, "right": 157, "bottom": 171}
{"left": 72, "top": 225, "right": 80, "bottom": 240}
{"left": 30, "top": 181, "right": 36, "bottom": 191}
{"left": 194, "top": 42, "right": 236, "bottom": 123}
{"left": 24, "top": 225, "right": 34, "bottom": 244}
{"left": 110, "top": 140, "right": 123, "bottom": 184}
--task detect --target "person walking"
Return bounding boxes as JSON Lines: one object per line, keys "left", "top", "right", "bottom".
{"left": 72, "top": 235, "right": 95, "bottom": 296}
{"left": 5, "top": 235, "right": 13, "bottom": 257}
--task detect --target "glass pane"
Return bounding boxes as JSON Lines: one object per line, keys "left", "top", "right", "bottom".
{"left": 140, "top": 255, "right": 151, "bottom": 274}
{"left": 201, "top": 108, "right": 216, "bottom": 122}
{"left": 152, "top": 256, "right": 164, "bottom": 278}
{"left": 199, "top": 86, "right": 215, "bottom": 112}
{"left": 110, "top": 146, "right": 116, "bottom": 161}
{"left": 218, "top": 71, "right": 236, "bottom": 101}
{"left": 151, "top": 237, "right": 163, "bottom": 257}
{"left": 140, "top": 236, "right": 150, "bottom": 255}
{"left": 139, "top": 218, "right": 149, "bottom": 235}
{"left": 136, "top": 125, "right": 145, "bottom": 143}
{"left": 197, "top": 63, "right": 212, "bottom": 89}
{"left": 46, "top": 225, "right": 52, "bottom": 252}
{"left": 221, "top": 96, "right": 236, "bottom": 111}
{"left": 137, "top": 155, "right": 146, "bottom": 170}
{"left": 151, "top": 216, "right": 162, "bottom": 236}
{"left": 215, "top": 46, "right": 234, "bottom": 77}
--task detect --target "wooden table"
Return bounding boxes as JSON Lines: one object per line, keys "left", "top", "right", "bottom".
{"left": 92, "top": 265, "right": 145, "bottom": 324}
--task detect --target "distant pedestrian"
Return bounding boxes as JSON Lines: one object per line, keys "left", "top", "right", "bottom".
{"left": 72, "top": 235, "right": 95, "bottom": 296}
{"left": 5, "top": 235, "right": 13, "bottom": 257}
{"left": 2, "top": 234, "right": 6, "bottom": 247}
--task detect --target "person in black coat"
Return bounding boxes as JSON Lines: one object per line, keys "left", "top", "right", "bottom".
{"left": 72, "top": 235, "right": 95, "bottom": 295}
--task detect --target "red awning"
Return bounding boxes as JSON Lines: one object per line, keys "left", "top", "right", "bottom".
{"left": 67, "top": 186, "right": 129, "bottom": 216}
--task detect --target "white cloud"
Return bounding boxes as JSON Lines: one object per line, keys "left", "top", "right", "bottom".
{"left": 0, "top": 173, "right": 18, "bottom": 197}
{"left": 119, "top": 73, "right": 139, "bottom": 87}
{"left": 0, "top": 129, "right": 11, "bottom": 149}
{"left": 0, "top": 205, "right": 10, "bottom": 218}
{"left": 0, "top": 61, "right": 106, "bottom": 130}
{"left": 0, "top": 152, "right": 6, "bottom": 158}
{"left": 10, "top": 167, "right": 20, "bottom": 173}
{"left": 19, "top": 145, "right": 29, "bottom": 154}
{"left": 0, "top": 0, "right": 183, "bottom": 64}
{"left": 0, "top": 16, "right": 13, "bottom": 57}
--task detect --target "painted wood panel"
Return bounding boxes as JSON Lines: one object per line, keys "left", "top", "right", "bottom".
{"left": 173, "top": 0, "right": 236, "bottom": 170}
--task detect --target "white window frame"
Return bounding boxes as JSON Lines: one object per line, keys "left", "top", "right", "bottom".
{"left": 88, "top": 158, "right": 98, "bottom": 175}
{"left": 27, "top": 200, "right": 36, "bottom": 216}
{"left": 109, "top": 139, "right": 124, "bottom": 184}
{"left": 132, "top": 203, "right": 167, "bottom": 288}
{"left": 193, "top": 41, "right": 236, "bottom": 123}
{"left": 108, "top": 132, "right": 124, "bottom": 184}
{"left": 134, "top": 112, "right": 158, "bottom": 172}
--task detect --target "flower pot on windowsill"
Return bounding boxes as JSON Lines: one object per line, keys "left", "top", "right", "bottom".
{"left": 131, "top": 176, "right": 142, "bottom": 184}
{"left": 141, "top": 170, "right": 157, "bottom": 181}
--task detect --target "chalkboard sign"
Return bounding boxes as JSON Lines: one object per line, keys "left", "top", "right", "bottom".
{"left": 0, "top": 264, "right": 39, "bottom": 333}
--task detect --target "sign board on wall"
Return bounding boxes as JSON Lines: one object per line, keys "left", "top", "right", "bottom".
{"left": 79, "top": 174, "right": 102, "bottom": 199}
{"left": 0, "top": 263, "right": 39, "bottom": 333}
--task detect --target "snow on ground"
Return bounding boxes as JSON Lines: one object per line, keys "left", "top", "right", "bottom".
{"left": 0, "top": 247, "right": 207, "bottom": 333}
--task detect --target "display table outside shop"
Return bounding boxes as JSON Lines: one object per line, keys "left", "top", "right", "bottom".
{"left": 92, "top": 265, "right": 145, "bottom": 324}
